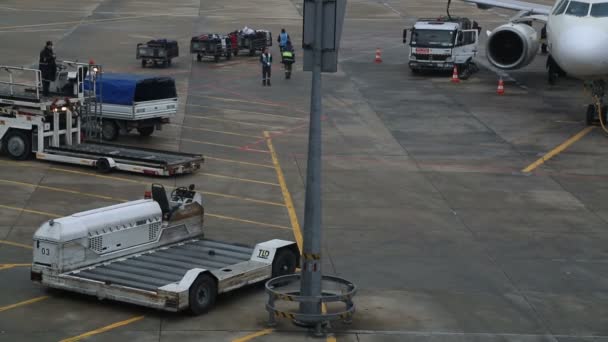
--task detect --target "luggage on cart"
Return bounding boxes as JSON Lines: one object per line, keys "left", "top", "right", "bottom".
{"left": 136, "top": 39, "right": 179, "bottom": 68}
{"left": 190, "top": 34, "right": 232, "bottom": 63}
{"left": 233, "top": 27, "right": 272, "bottom": 56}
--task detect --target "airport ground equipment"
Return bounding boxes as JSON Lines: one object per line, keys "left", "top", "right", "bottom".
{"left": 31, "top": 184, "right": 299, "bottom": 314}
{"left": 0, "top": 63, "right": 202, "bottom": 176}
{"left": 229, "top": 27, "right": 272, "bottom": 56}
{"left": 404, "top": 16, "right": 479, "bottom": 78}
{"left": 86, "top": 73, "right": 178, "bottom": 140}
{"left": 190, "top": 34, "right": 233, "bottom": 63}
{"left": 137, "top": 39, "right": 179, "bottom": 68}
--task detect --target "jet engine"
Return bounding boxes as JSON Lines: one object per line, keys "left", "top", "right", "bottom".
{"left": 486, "top": 23, "right": 540, "bottom": 70}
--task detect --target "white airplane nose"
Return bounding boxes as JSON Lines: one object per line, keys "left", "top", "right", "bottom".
{"left": 553, "top": 26, "right": 608, "bottom": 78}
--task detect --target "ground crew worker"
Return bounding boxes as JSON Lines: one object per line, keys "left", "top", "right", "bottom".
{"left": 260, "top": 47, "right": 272, "bottom": 86}
{"left": 281, "top": 41, "right": 295, "bottom": 79}
{"left": 541, "top": 24, "right": 548, "bottom": 54}
{"left": 277, "top": 28, "right": 290, "bottom": 52}
{"left": 38, "top": 41, "right": 57, "bottom": 97}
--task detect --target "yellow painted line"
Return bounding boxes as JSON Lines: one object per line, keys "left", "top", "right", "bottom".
{"left": 0, "top": 263, "right": 31, "bottom": 270}
{"left": 206, "top": 213, "right": 291, "bottom": 230}
{"left": 265, "top": 132, "right": 335, "bottom": 342}
{"left": 0, "top": 296, "right": 48, "bottom": 313}
{"left": 200, "top": 173, "right": 280, "bottom": 187}
{"left": 174, "top": 124, "right": 262, "bottom": 138}
{"left": 0, "top": 179, "right": 128, "bottom": 202}
{"left": 59, "top": 315, "right": 145, "bottom": 342}
{"left": 0, "top": 240, "right": 33, "bottom": 249}
{"left": 205, "top": 155, "right": 275, "bottom": 169}
{"left": 187, "top": 112, "right": 285, "bottom": 129}
{"left": 193, "top": 106, "right": 307, "bottom": 121}
{"left": 264, "top": 131, "right": 303, "bottom": 250}
{"left": 232, "top": 328, "right": 274, "bottom": 342}
{"left": 180, "top": 138, "right": 269, "bottom": 153}
{"left": 202, "top": 191, "right": 285, "bottom": 207}
{"left": 0, "top": 204, "right": 60, "bottom": 218}
{"left": 189, "top": 94, "right": 287, "bottom": 108}
{"left": 0, "top": 15, "right": 162, "bottom": 30}
{"left": 522, "top": 127, "right": 594, "bottom": 173}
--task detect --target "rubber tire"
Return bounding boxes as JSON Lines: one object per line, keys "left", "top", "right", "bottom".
{"left": 168, "top": 58, "right": 172, "bottom": 66}
{"left": 96, "top": 158, "right": 112, "bottom": 173}
{"left": 137, "top": 126, "right": 154, "bottom": 137}
{"left": 234, "top": 50, "right": 238, "bottom": 56}
{"left": 249, "top": 49, "right": 255, "bottom": 56}
{"left": 161, "top": 60, "right": 168, "bottom": 68}
{"left": 458, "top": 63, "right": 471, "bottom": 80}
{"left": 410, "top": 68, "right": 420, "bottom": 74}
{"left": 101, "top": 120, "right": 119, "bottom": 141}
{"left": 197, "top": 54, "right": 202, "bottom": 62}
{"left": 226, "top": 52, "right": 231, "bottom": 60}
{"left": 214, "top": 55, "right": 220, "bottom": 63}
{"left": 271, "top": 248, "right": 297, "bottom": 278}
{"left": 3, "top": 130, "right": 31, "bottom": 160}
{"left": 188, "top": 274, "right": 217, "bottom": 315}
{"left": 141, "top": 59, "right": 146, "bottom": 68}
{"left": 586, "top": 104, "right": 596, "bottom": 126}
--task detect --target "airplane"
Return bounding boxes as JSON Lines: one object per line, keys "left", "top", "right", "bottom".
{"left": 460, "top": 0, "right": 608, "bottom": 125}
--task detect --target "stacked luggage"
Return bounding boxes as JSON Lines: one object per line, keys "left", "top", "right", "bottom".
{"left": 190, "top": 34, "right": 233, "bottom": 63}
{"left": 231, "top": 27, "right": 272, "bottom": 56}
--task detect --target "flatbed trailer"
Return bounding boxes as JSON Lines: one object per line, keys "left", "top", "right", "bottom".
{"left": 0, "top": 64, "right": 202, "bottom": 176}
{"left": 31, "top": 184, "right": 299, "bottom": 313}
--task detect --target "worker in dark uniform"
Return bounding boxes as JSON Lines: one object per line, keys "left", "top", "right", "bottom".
{"left": 541, "top": 24, "right": 548, "bottom": 54}
{"left": 38, "top": 41, "right": 57, "bottom": 97}
{"left": 281, "top": 41, "right": 295, "bottom": 79}
{"left": 260, "top": 47, "right": 272, "bottom": 86}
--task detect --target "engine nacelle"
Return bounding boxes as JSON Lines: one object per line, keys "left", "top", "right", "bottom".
{"left": 486, "top": 23, "right": 540, "bottom": 70}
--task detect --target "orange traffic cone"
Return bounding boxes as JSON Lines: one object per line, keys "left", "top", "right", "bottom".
{"left": 451, "top": 65, "right": 460, "bottom": 83}
{"left": 375, "top": 48, "right": 382, "bottom": 63}
{"left": 496, "top": 77, "right": 505, "bottom": 95}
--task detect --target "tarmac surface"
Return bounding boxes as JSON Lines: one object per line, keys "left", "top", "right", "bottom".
{"left": 0, "top": 0, "right": 607, "bottom": 341}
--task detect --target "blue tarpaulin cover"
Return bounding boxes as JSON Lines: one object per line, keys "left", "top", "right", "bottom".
{"left": 85, "top": 73, "right": 153, "bottom": 105}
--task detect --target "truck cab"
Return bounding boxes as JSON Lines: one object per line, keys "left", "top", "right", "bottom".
{"left": 404, "top": 16, "right": 479, "bottom": 76}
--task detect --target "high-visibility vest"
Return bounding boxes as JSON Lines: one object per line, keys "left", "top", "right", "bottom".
{"left": 282, "top": 51, "right": 294, "bottom": 63}
{"left": 261, "top": 53, "right": 272, "bottom": 66}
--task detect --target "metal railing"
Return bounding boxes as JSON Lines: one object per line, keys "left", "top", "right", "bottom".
{"left": 0, "top": 65, "right": 42, "bottom": 99}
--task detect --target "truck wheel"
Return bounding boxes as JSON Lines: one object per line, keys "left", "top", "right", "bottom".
{"left": 141, "top": 59, "right": 146, "bottom": 68}
{"left": 272, "top": 248, "right": 297, "bottom": 278}
{"left": 459, "top": 64, "right": 471, "bottom": 80}
{"left": 96, "top": 158, "right": 112, "bottom": 173}
{"left": 249, "top": 49, "right": 255, "bottom": 56}
{"left": 197, "top": 53, "right": 202, "bottom": 62}
{"left": 189, "top": 274, "right": 217, "bottom": 315}
{"left": 137, "top": 126, "right": 154, "bottom": 137}
{"left": 214, "top": 55, "right": 220, "bottom": 63}
{"left": 168, "top": 58, "right": 172, "bottom": 66}
{"left": 3, "top": 130, "right": 31, "bottom": 160}
{"left": 102, "top": 120, "right": 119, "bottom": 141}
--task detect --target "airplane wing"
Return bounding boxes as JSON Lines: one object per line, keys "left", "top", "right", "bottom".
{"left": 461, "top": 0, "right": 552, "bottom": 16}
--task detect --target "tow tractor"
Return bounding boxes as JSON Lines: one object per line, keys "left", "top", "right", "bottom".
{"left": 403, "top": 16, "right": 479, "bottom": 78}
{"left": 0, "top": 62, "right": 202, "bottom": 176}
{"left": 31, "top": 184, "right": 299, "bottom": 314}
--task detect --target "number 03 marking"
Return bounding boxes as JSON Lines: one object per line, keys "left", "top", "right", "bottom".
{"left": 40, "top": 248, "right": 50, "bottom": 256}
